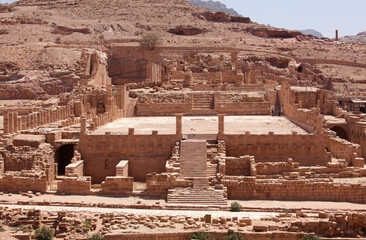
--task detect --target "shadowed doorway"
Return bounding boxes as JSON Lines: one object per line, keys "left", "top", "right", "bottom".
{"left": 55, "top": 144, "right": 74, "bottom": 175}
{"left": 330, "top": 126, "right": 348, "bottom": 140}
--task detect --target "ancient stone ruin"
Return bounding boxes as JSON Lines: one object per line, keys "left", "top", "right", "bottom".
{"left": 0, "top": 0, "right": 366, "bottom": 239}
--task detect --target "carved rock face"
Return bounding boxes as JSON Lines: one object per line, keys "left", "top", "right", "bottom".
{"left": 168, "top": 26, "right": 203, "bottom": 36}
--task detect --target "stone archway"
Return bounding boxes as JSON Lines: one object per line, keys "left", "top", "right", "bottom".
{"left": 55, "top": 144, "right": 74, "bottom": 175}
{"left": 330, "top": 126, "right": 348, "bottom": 140}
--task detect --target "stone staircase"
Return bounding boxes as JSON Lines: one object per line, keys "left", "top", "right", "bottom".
{"left": 167, "top": 188, "right": 227, "bottom": 208}
{"left": 192, "top": 92, "right": 214, "bottom": 110}
{"left": 167, "top": 139, "right": 227, "bottom": 208}
{"left": 180, "top": 140, "right": 207, "bottom": 178}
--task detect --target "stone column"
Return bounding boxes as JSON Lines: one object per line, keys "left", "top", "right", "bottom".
{"left": 218, "top": 114, "right": 225, "bottom": 135}
{"left": 231, "top": 52, "right": 238, "bottom": 64}
{"left": 119, "top": 85, "right": 127, "bottom": 110}
{"left": 80, "top": 117, "right": 87, "bottom": 135}
{"left": 3, "top": 111, "right": 9, "bottom": 134}
{"left": 37, "top": 112, "right": 41, "bottom": 127}
{"left": 13, "top": 112, "right": 18, "bottom": 133}
{"left": 8, "top": 112, "right": 14, "bottom": 134}
{"left": 176, "top": 114, "right": 183, "bottom": 135}
{"left": 106, "top": 85, "right": 113, "bottom": 114}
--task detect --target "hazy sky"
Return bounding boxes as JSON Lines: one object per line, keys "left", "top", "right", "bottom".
{"left": 218, "top": 0, "right": 366, "bottom": 38}
{"left": 1, "top": 0, "right": 365, "bottom": 38}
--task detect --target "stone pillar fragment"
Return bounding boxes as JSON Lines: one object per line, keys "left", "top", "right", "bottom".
{"left": 176, "top": 114, "right": 183, "bottom": 135}
{"left": 80, "top": 117, "right": 87, "bottom": 135}
{"left": 218, "top": 114, "right": 225, "bottom": 135}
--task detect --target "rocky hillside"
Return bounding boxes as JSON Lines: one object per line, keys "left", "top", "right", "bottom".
{"left": 340, "top": 31, "right": 366, "bottom": 43}
{"left": 187, "top": 0, "right": 241, "bottom": 16}
{"left": 299, "top": 29, "right": 323, "bottom": 38}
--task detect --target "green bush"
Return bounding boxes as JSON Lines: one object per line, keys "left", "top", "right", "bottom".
{"left": 139, "top": 33, "right": 159, "bottom": 50}
{"left": 83, "top": 219, "right": 92, "bottom": 231}
{"left": 0, "top": 227, "right": 5, "bottom": 232}
{"left": 224, "top": 232, "right": 243, "bottom": 240}
{"left": 34, "top": 226, "right": 53, "bottom": 240}
{"left": 299, "top": 235, "right": 321, "bottom": 240}
{"left": 191, "top": 231, "right": 215, "bottom": 240}
{"left": 87, "top": 234, "right": 104, "bottom": 240}
{"left": 230, "top": 201, "right": 242, "bottom": 212}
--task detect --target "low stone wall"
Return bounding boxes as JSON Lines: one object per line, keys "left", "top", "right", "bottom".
{"left": 0, "top": 174, "right": 48, "bottom": 193}
{"left": 80, "top": 134, "right": 181, "bottom": 183}
{"left": 57, "top": 177, "right": 91, "bottom": 195}
{"left": 225, "top": 177, "right": 366, "bottom": 204}
{"left": 146, "top": 173, "right": 191, "bottom": 197}
{"left": 116, "top": 160, "right": 129, "bottom": 176}
{"left": 285, "top": 105, "right": 323, "bottom": 133}
{"left": 136, "top": 103, "right": 192, "bottom": 116}
{"left": 65, "top": 160, "right": 84, "bottom": 177}
{"left": 105, "top": 232, "right": 303, "bottom": 240}
{"left": 101, "top": 176, "right": 133, "bottom": 195}
{"left": 192, "top": 72, "right": 222, "bottom": 85}
{"left": 225, "top": 156, "right": 253, "bottom": 176}
{"left": 221, "top": 133, "right": 329, "bottom": 166}
{"left": 216, "top": 102, "right": 270, "bottom": 115}
{"left": 325, "top": 130, "right": 362, "bottom": 165}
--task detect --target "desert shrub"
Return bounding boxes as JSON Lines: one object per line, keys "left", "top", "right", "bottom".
{"left": 0, "top": 227, "right": 5, "bottom": 232}
{"left": 34, "top": 226, "right": 53, "bottom": 240}
{"left": 55, "top": 37, "right": 61, "bottom": 44}
{"left": 139, "top": 33, "right": 159, "bottom": 50}
{"left": 224, "top": 232, "right": 243, "bottom": 240}
{"left": 191, "top": 231, "right": 215, "bottom": 240}
{"left": 87, "top": 234, "right": 104, "bottom": 240}
{"left": 83, "top": 219, "right": 92, "bottom": 231}
{"left": 299, "top": 235, "right": 321, "bottom": 240}
{"left": 230, "top": 201, "right": 242, "bottom": 212}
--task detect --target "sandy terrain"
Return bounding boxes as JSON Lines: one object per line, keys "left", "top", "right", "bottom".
{"left": 92, "top": 116, "right": 307, "bottom": 135}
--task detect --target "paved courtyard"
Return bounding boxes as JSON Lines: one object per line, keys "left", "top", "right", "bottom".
{"left": 92, "top": 116, "right": 308, "bottom": 135}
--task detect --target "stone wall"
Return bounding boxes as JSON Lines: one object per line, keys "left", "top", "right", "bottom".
{"left": 284, "top": 105, "right": 323, "bottom": 133}
{"left": 0, "top": 174, "right": 48, "bottom": 193}
{"left": 325, "top": 130, "right": 363, "bottom": 165}
{"left": 116, "top": 160, "right": 129, "bottom": 176}
{"left": 225, "top": 156, "right": 253, "bottom": 176}
{"left": 65, "top": 160, "right": 84, "bottom": 177}
{"left": 105, "top": 232, "right": 303, "bottom": 240}
{"left": 225, "top": 177, "right": 366, "bottom": 204}
{"left": 146, "top": 173, "right": 191, "bottom": 197}
{"left": 101, "top": 176, "right": 133, "bottom": 195}
{"left": 79, "top": 134, "right": 181, "bottom": 183}
{"left": 221, "top": 133, "right": 329, "bottom": 166}
{"left": 216, "top": 102, "right": 270, "bottom": 115}
{"left": 192, "top": 72, "right": 222, "bottom": 85}
{"left": 136, "top": 103, "right": 192, "bottom": 116}
{"left": 57, "top": 176, "right": 91, "bottom": 195}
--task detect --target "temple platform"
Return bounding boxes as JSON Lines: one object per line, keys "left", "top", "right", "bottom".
{"left": 91, "top": 116, "right": 308, "bottom": 135}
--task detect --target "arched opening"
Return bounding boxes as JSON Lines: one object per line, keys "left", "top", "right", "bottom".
{"left": 55, "top": 144, "right": 74, "bottom": 175}
{"left": 330, "top": 126, "right": 348, "bottom": 140}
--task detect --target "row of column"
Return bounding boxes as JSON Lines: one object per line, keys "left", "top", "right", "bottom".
{"left": 80, "top": 108, "right": 124, "bottom": 134}
{"left": 3, "top": 105, "right": 74, "bottom": 134}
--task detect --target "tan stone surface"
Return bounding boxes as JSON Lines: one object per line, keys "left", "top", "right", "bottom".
{"left": 92, "top": 116, "right": 307, "bottom": 135}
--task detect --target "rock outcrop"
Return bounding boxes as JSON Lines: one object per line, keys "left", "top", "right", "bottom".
{"left": 168, "top": 26, "right": 204, "bottom": 36}
{"left": 246, "top": 27, "right": 302, "bottom": 38}
{"left": 194, "top": 11, "right": 251, "bottom": 23}
{"left": 52, "top": 26, "right": 92, "bottom": 35}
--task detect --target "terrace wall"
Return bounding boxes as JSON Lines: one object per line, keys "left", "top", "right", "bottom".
{"left": 79, "top": 134, "right": 181, "bottom": 183}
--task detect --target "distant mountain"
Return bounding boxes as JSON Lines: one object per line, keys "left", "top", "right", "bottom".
{"left": 340, "top": 31, "right": 366, "bottom": 43}
{"left": 299, "top": 29, "right": 323, "bottom": 38}
{"left": 187, "top": 0, "right": 241, "bottom": 16}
